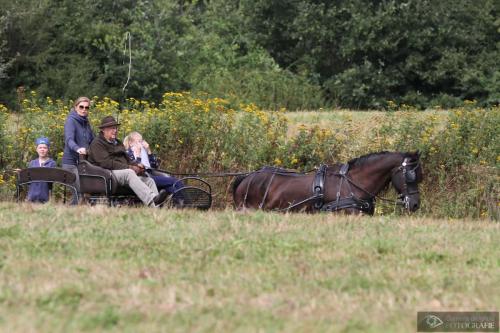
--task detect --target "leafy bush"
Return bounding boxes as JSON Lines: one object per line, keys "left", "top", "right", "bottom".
{"left": 2, "top": 0, "right": 498, "bottom": 110}
{"left": 0, "top": 93, "right": 497, "bottom": 219}
{"left": 277, "top": 125, "right": 342, "bottom": 170}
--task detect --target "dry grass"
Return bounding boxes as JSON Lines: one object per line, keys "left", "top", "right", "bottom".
{"left": 285, "top": 109, "right": 449, "bottom": 136}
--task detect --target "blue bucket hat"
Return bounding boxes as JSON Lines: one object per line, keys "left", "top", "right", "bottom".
{"left": 35, "top": 137, "right": 50, "bottom": 147}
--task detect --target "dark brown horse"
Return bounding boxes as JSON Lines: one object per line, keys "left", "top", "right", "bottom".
{"left": 232, "top": 151, "right": 423, "bottom": 214}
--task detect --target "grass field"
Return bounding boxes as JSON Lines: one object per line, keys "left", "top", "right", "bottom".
{"left": 0, "top": 203, "right": 498, "bottom": 332}
{"left": 285, "top": 109, "right": 448, "bottom": 128}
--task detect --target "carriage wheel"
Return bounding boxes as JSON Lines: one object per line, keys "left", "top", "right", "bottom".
{"left": 166, "top": 186, "right": 212, "bottom": 210}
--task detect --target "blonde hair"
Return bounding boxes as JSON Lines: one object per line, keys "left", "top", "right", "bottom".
{"left": 123, "top": 131, "right": 142, "bottom": 149}
{"left": 73, "top": 96, "right": 90, "bottom": 109}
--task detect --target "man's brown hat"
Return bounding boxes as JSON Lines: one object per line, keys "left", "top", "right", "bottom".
{"left": 98, "top": 116, "right": 120, "bottom": 129}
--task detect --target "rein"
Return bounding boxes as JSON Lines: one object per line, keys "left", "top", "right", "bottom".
{"left": 157, "top": 166, "right": 318, "bottom": 178}
{"left": 156, "top": 169, "right": 251, "bottom": 177}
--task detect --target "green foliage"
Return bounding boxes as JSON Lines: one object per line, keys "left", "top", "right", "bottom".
{"left": 0, "top": 15, "right": 10, "bottom": 80}
{"left": 278, "top": 125, "right": 342, "bottom": 170}
{"left": 186, "top": 2, "right": 325, "bottom": 110}
{"left": 0, "top": 105, "right": 9, "bottom": 167}
{"left": 1, "top": 0, "right": 498, "bottom": 109}
{"left": 192, "top": 60, "right": 325, "bottom": 110}
{"left": 0, "top": 96, "right": 497, "bottom": 219}
{"left": 432, "top": 105, "right": 499, "bottom": 169}
{"left": 240, "top": 0, "right": 500, "bottom": 108}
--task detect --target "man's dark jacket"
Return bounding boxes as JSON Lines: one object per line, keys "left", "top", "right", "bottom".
{"left": 88, "top": 133, "right": 137, "bottom": 170}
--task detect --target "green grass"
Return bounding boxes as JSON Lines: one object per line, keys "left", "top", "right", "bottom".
{"left": 0, "top": 202, "right": 498, "bottom": 332}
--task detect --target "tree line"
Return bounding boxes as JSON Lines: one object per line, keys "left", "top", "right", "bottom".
{"left": 0, "top": 0, "right": 498, "bottom": 110}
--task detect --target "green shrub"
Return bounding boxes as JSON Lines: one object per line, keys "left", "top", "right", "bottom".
{"left": 278, "top": 125, "right": 342, "bottom": 170}
{"left": 1, "top": 94, "right": 497, "bottom": 219}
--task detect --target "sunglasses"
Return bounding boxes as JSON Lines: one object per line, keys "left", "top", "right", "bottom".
{"left": 78, "top": 105, "right": 90, "bottom": 110}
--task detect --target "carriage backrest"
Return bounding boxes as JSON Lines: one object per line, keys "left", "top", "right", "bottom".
{"left": 17, "top": 167, "right": 76, "bottom": 185}
{"left": 16, "top": 167, "right": 78, "bottom": 201}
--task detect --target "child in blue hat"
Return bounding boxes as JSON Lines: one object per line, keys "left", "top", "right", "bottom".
{"left": 27, "top": 137, "right": 57, "bottom": 203}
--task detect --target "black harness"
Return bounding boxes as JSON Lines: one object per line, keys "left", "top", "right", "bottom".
{"left": 312, "top": 164, "right": 327, "bottom": 209}
{"left": 311, "top": 163, "right": 374, "bottom": 214}
{"left": 246, "top": 158, "right": 418, "bottom": 214}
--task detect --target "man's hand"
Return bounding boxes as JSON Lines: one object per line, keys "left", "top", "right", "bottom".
{"left": 130, "top": 164, "right": 145, "bottom": 175}
{"left": 77, "top": 147, "right": 87, "bottom": 155}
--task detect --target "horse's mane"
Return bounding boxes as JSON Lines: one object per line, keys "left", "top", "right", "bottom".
{"left": 347, "top": 151, "right": 412, "bottom": 168}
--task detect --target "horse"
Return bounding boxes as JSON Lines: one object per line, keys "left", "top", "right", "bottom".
{"left": 232, "top": 151, "right": 423, "bottom": 214}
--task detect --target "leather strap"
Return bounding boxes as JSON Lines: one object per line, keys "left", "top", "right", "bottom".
{"left": 321, "top": 196, "right": 374, "bottom": 214}
{"left": 312, "top": 164, "right": 327, "bottom": 209}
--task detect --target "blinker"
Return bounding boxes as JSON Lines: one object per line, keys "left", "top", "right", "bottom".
{"left": 405, "top": 169, "right": 416, "bottom": 183}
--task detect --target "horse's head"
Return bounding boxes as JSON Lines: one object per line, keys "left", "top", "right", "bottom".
{"left": 390, "top": 151, "right": 423, "bottom": 212}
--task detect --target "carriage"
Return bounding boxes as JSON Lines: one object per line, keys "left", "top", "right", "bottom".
{"left": 16, "top": 160, "right": 212, "bottom": 209}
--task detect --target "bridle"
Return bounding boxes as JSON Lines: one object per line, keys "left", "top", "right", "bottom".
{"left": 316, "top": 156, "right": 421, "bottom": 213}
{"left": 391, "top": 157, "right": 420, "bottom": 210}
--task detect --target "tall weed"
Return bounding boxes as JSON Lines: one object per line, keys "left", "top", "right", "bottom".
{"left": 0, "top": 94, "right": 497, "bottom": 219}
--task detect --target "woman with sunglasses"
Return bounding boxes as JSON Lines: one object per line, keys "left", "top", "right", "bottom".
{"left": 62, "top": 96, "right": 95, "bottom": 204}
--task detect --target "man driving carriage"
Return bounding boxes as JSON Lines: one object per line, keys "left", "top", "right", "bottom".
{"left": 87, "top": 116, "right": 169, "bottom": 207}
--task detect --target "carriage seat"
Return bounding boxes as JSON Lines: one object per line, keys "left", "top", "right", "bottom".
{"left": 77, "top": 158, "right": 213, "bottom": 209}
